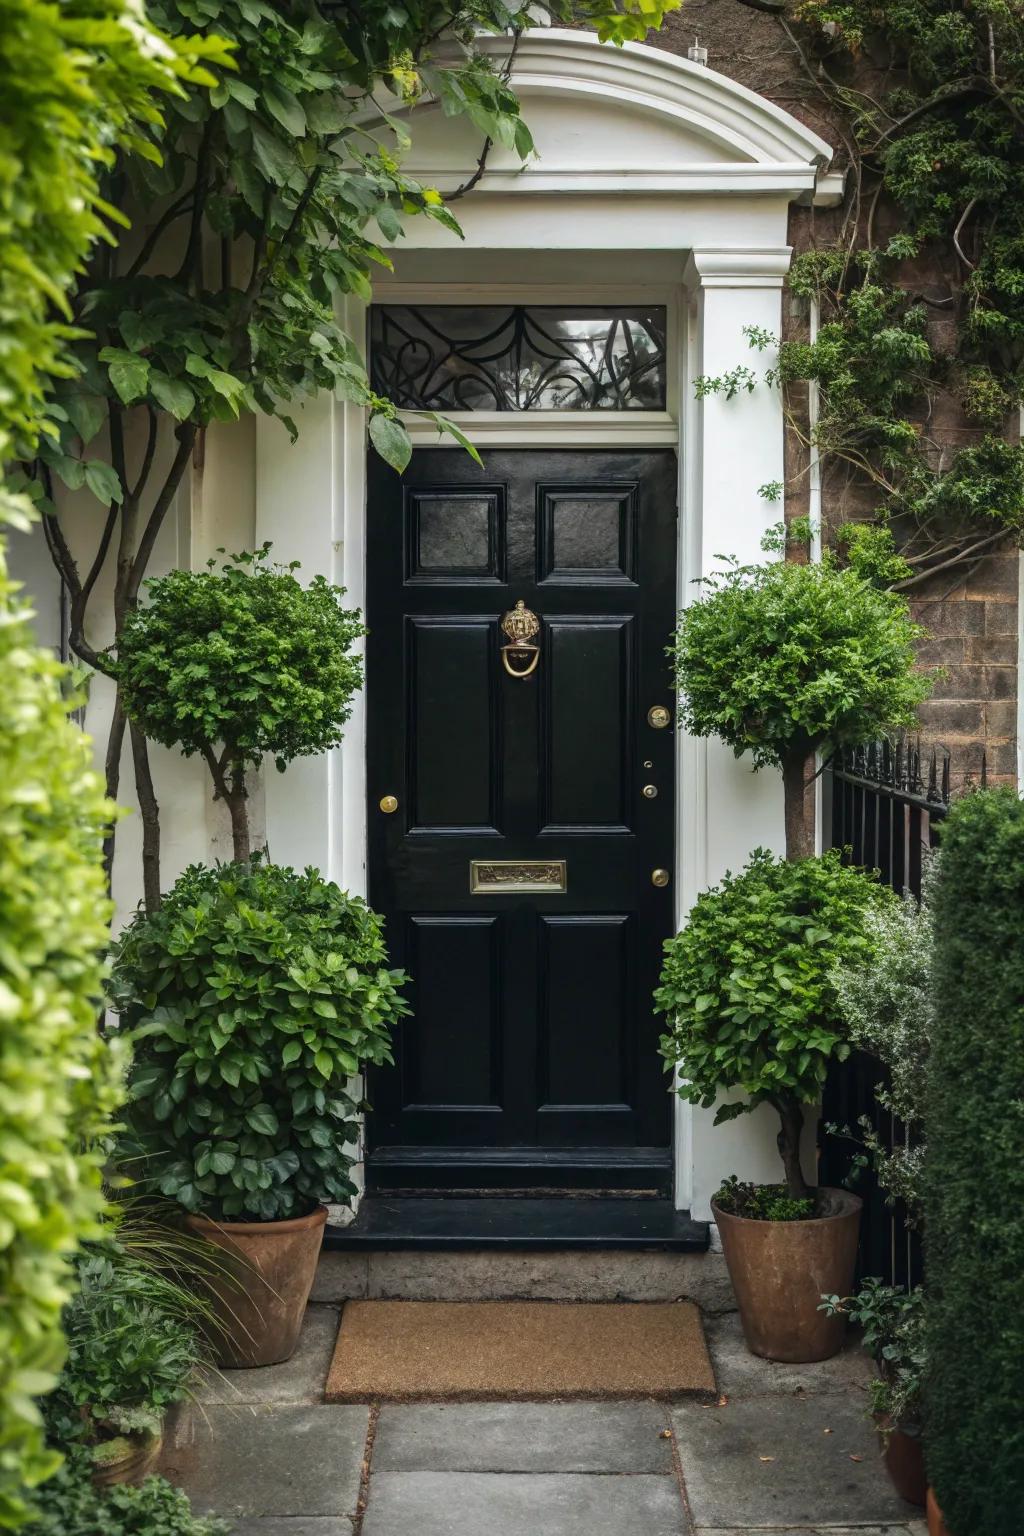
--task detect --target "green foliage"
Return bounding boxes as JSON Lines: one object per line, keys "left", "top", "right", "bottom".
{"left": 831, "top": 883, "right": 934, "bottom": 1216}
{"left": 111, "top": 859, "right": 407, "bottom": 1221}
{"left": 670, "top": 551, "right": 931, "bottom": 770}
{"left": 836, "top": 524, "right": 913, "bottom": 589}
{"left": 822, "top": 1280, "right": 925, "bottom": 1430}
{"left": 656, "top": 848, "right": 893, "bottom": 1122}
{"left": 925, "top": 788, "right": 1024, "bottom": 1535}
{"left": 0, "top": 0, "right": 226, "bottom": 478}
{"left": 117, "top": 544, "right": 364, "bottom": 775}
{"left": 25, "top": 0, "right": 682, "bottom": 499}
{"left": 773, "top": 5, "right": 1024, "bottom": 579}
{"left": 0, "top": 551, "right": 124, "bottom": 1524}
{"left": 45, "top": 1245, "right": 202, "bottom": 1448}
{"left": 24, "top": 1456, "right": 227, "bottom": 1536}
{"left": 713, "top": 1177, "right": 814, "bottom": 1223}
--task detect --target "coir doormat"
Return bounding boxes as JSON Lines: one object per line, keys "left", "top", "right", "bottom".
{"left": 324, "top": 1299, "right": 715, "bottom": 1402}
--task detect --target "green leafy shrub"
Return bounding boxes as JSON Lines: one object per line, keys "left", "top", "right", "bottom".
{"left": 0, "top": 551, "right": 124, "bottom": 1522}
{"left": 831, "top": 881, "right": 934, "bottom": 1216}
{"left": 24, "top": 1456, "right": 226, "bottom": 1536}
{"left": 45, "top": 1246, "right": 202, "bottom": 1449}
{"left": 713, "top": 1178, "right": 813, "bottom": 1223}
{"left": 117, "top": 547, "right": 365, "bottom": 861}
{"left": 925, "top": 789, "right": 1024, "bottom": 1535}
{"left": 656, "top": 849, "right": 894, "bottom": 1201}
{"left": 822, "top": 1280, "right": 925, "bottom": 1431}
{"left": 670, "top": 549, "right": 930, "bottom": 857}
{"left": 111, "top": 860, "right": 406, "bottom": 1220}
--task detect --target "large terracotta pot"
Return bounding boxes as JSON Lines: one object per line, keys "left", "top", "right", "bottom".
{"left": 877, "top": 1421, "right": 926, "bottom": 1508}
{"left": 927, "top": 1487, "right": 953, "bottom": 1536}
{"left": 712, "top": 1187, "right": 862, "bottom": 1362}
{"left": 186, "top": 1205, "right": 327, "bottom": 1367}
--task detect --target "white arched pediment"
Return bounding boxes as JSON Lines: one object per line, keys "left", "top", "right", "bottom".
{"left": 397, "top": 29, "right": 837, "bottom": 202}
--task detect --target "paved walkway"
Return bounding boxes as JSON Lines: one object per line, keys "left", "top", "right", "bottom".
{"left": 161, "top": 1303, "right": 928, "bottom": 1536}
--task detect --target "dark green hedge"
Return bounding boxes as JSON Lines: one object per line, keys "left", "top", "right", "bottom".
{"left": 926, "top": 788, "right": 1024, "bottom": 1533}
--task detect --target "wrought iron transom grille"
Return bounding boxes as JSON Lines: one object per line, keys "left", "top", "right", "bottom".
{"left": 369, "top": 304, "right": 668, "bottom": 411}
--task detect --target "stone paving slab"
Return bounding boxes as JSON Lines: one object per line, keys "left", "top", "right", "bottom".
{"left": 360, "top": 1471, "right": 687, "bottom": 1536}
{"left": 372, "top": 1400, "right": 675, "bottom": 1473}
{"left": 160, "top": 1403, "right": 368, "bottom": 1521}
{"left": 672, "top": 1392, "right": 911, "bottom": 1530}
{"left": 231, "top": 1522, "right": 354, "bottom": 1535}
{"left": 195, "top": 1307, "right": 340, "bottom": 1406}
{"left": 697, "top": 1528, "right": 921, "bottom": 1535}
{"left": 703, "top": 1313, "right": 871, "bottom": 1400}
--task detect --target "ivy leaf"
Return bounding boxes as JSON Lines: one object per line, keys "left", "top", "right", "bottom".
{"left": 264, "top": 80, "right": 307, "bottom": 137}
{"left": 369, "top": 413, "right": 411, "bottom": 472}
{"left": 83, "top": 460, "right": 123, "bottom": 506}
{"left": 98, "top": 346, "right": 150, "bottom": 405}
{"left": 149, "top": 372, "right": 196, "bottom": 421}
{"left": 247, "top": 1105, "right": 279, "bottom": 1136}
{"left": 250, "top": 120, "right": 299, "bottom": 187}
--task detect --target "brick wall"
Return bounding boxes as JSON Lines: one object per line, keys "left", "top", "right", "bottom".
{"left": 650, "top": 1, "right": 1019, "bottom": 786}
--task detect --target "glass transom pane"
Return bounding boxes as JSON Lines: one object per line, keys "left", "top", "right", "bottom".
{"left": 370, "top": 305, "right": 667, "bottom": 411}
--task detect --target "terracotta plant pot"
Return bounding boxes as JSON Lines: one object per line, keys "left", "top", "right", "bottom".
{"left": 927, "top": 1486, "right": 953, "bottom": 1536}
{"left": 91, "top": 1428, "right": 162, "bottom": 1487}
{"left": 186, "top": 1205, "right": 328, "bottom": 1368}
{"left": 875, "top": 1420, "right": 926, "bottom": 1508}
{"left": 712, "top": 1187, "right": 862, "bottom": 1362}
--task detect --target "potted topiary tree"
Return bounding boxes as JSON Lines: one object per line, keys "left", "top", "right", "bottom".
{"left": 112, "top": 547, "right": 400, "bottom": 1366}
{"left": 110, "top": 861, "right": 407, "bottom": 1366}
{"left": 658, "top": 526, "right": 931, "bottom": 1361}
{"left": 116, "top": 544, "right": 366, "bottom": 870}
{"left": 657, "top": 848, "right": 895, "bottom": 1359}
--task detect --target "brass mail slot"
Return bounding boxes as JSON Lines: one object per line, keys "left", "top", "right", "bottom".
{"left": 470, "top": 860, "right": 567, "bottom": 895}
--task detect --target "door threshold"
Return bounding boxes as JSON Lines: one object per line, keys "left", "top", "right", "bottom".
{"left": 365, "top": 1145, "right": 674, "bottom": 1195}
{"left": 325, "top": 1195, "right": 709, "bottom": 1253}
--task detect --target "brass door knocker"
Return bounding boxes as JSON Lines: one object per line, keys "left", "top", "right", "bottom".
{"left": 500, "top": 599, "right": 540, "bottom": 679}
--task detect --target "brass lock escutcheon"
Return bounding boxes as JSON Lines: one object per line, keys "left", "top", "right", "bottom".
{"left": 500, "top": 599, "right": 541, "bottom": 679}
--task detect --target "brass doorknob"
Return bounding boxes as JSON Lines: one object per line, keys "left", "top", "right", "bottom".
{"left": 647, "top": 705, "right": 671, "bottom": 729}
{"left": 379, "top": 795, "right": 399, "bottom": 814}
{"left": 651, "top": 868, "right": 670, "bottom": 888}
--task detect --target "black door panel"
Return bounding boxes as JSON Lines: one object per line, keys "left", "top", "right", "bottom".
{"left": 366, "top": 449, "right": 677, "bottom": 1177}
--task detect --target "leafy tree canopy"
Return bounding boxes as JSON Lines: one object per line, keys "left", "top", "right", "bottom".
{"left": 657, "top": 847, "right": 894, "bottom": 1198}
{"left": 116, "top": 545, "right": 366, "bottom": 860}
{"left": 670, "top": 543, "right": 932, "bottom": 771}
{"left": 111, "top": 859, "right": 407, "bottom": 1221}
{"left": 0, "top": 0, "right": 229, "bottom": 503}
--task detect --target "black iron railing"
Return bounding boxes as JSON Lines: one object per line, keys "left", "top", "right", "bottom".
{"left": 829, "top": 737, "right": 953, "bottom": 899}
{"left": 821, "top": 738, "right": 970, "bottom": 1287}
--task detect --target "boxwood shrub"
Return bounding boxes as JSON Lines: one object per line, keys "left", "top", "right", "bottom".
{"left": 925, "top": 789, "right": 1024, "bottom": 1535}
{"left": 110, "top": 859, "right": 407, "bottom": 1221}
{"left": 656, "top": 848, "right": 893, "bottom": 1200}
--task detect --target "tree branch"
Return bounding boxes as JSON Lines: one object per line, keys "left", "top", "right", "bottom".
{"left": 125, "top": 425, "right": 197, "bottom": 612}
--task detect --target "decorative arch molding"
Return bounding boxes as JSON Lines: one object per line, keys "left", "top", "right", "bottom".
{"left": 391, "top": 29, "right": 839, "bottom": 204}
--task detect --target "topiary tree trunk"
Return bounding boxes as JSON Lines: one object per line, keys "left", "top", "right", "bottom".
{"left": 925, "top": 788, "right": 1024, "bottom": 1536}
{"left": 782, "top": 746, "right": 816, "bottom": 862}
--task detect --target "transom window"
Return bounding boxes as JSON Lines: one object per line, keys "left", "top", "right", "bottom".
{"left": 370, "top": 305, "right": 667, "bottom": 412}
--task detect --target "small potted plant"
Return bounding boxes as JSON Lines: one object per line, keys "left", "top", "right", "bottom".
{"left": 822, "top": 1280, "right": 926, "bottom": 1506}
{"left": 44, "top": 1243, "right": 203, "bottom": 1485}
{"left": 657, "top": 848, "right": 895, "bottom": 1361}
{"left": 111, "top": 859, "right": 407, "bottom": 1366}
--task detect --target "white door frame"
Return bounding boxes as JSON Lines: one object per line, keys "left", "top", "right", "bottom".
{"left": 253, "top": 31, "right": 836, "bottom": 1218}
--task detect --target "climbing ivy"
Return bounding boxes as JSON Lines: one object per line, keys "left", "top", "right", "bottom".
{"left": 721, "top": 1, "right": 1024, "bottom": 585}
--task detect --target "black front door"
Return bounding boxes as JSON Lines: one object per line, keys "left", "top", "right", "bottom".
{"left": 366, "top": 448, "right": 677, "bottom": 1186}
